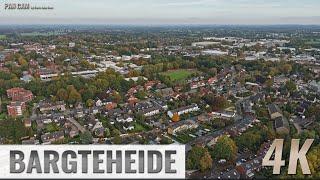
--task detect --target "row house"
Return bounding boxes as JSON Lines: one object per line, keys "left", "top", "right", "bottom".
{"left": 38, "top": 100, "right": 66, "bottom": 113}
{"left": 167, "top": 120, "right": 199, "bottom": 135}
{"left": 7, "top": 87, "right": 33, "bottom": 102}
{"left": 190, "top": 81, "right": 206, "bottom": 89}
{"left": 41, "top": 131, "right": 65, "bottom": 144}
{"left": 140, "top": 107, "right": 161, "bottom": 117}
{"left": 167, "top": 103, "right": 200, "bottom": 118}
{"left": 134, "top": 100, "right": 162, "bottom": 117}
{"left": 7, "top": 101, "right": 26, "bottom": 117}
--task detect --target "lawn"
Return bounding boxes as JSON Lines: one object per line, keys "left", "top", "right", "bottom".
{"left": 130, "top": 122, "right": 148, "bottom": 133}
{"left": 174, "top": 133, "right": 195, "bottom": 144}
{"left": 173, "top": 129, "right": 198, "bottom": 143}
{"left": 134, "top": 122, "right": 146, "bottom": 132}
{"left": 0, "top": 35, "right": 6, "bottom": 40}
{"left": 161, "top": 69, "right": 196, "bottom": 81}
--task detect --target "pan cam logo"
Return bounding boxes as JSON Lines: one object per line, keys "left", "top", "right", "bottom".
{"left": 4, "top": 3, "right": 30, "bottom": 10}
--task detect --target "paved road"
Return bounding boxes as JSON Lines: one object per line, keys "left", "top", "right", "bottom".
{"left": 67, "top": 118, "right": 86, "bottom": 133}
{"left": 186, "top": 116, "right": 253, "bottom": 152}
{"left": 186, "top": 95, "right": 256, "bottom": 152}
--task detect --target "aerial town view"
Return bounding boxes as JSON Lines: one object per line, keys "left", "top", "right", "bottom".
{"left": 0, "top": 0, "right": 320, "bottom": 179}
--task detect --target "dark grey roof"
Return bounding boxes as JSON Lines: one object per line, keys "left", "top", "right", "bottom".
{"left": 170, "top": 103, "right": 198, "bottom": 114}
{"left": 274, "top": 116, "right": 289, "bottom": 129}
{"left": 268, "top": 104, "right": 281, "bottom": 114}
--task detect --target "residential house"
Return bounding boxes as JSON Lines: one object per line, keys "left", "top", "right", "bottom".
{"left": 156, "top": 87, "right": 174, "bottom": 97}
{"left": 243, "top": 100, "right": 254, "bottom": 115}
{"left": 275, "top": 116, "right": 290, "bottom": 134}
{"left": 134, "top": 100, "right": 162, "bottom": 117}
{"left": 22, "top": 138, "right": 40, "bottom": 145}
{"left": 197, "top": 114, "right": 211, "bottom": 123}
{"left": 208, "top": 77, "right": 218, "bottom": 85}
{"left": 167, "top": 120, "right": 199, "bottom": 135}
{"left": 7, "top": 88, "right": 33, "bottom": 102}
{"left": 309, "top": 80, "right": 320, "bottom": 94}
{"left": 66, "top": 126, "right": 80, "bottom": 138}
{"left": 128, "top": 96, "right": 138, "bottom": 105}
{"left": 141, "top": 107, "right": 161, "bottom": 117}
{"left": 38, "top": 100, "right": 66, "bottom": 113}
{"left": 7, "top": 101, "right": 26, "bottom": 117}
{"left": 116, "top": 115, "right": 134, "bottom": 123}
{"left": 41, "top": 131, "right": 65, "bottom": 144}
{"left": 92, "top": 121, "right": 105, "bottom": 137}
{"left": 123, "top": 122, "right": 135, "bottom": 131}
{"left": 190, "top": 81, "right": 206, "bottom": 89}
{"left": 24, "top": 119, "right": 32, "bottom": 128}
{"left": 152, "top": 99, "right": 168, "bottom": 110}
{"left": 105, "top": 102, "right": 117, "bottom": 110}
{"left": 211, "top": 110, "right": 236, "bottom": 119}
{"left": 268, "top": 104, "right": 282, "bottom": 120}
{"left": 144, "top": 81, "right": 157, "bottom": 90}
{"left": 167, "top": 104, "right": 200, "bottom": 118}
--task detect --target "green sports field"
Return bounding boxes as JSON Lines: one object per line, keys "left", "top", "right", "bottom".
{"left": 162, "top": 69, "right": 196, "bottom": 81}
{"left": 0, "top": 35, "right": 6, "bottom": 40}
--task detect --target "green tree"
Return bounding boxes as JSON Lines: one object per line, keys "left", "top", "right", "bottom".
{"left": 105, "top": 127, "right": 111, "bottom": 137}
{"left": 186, "top": 146, "right": 212, "bottom": 171}
{"left": 57, "top": 88, "right": 68, "bottom": 101}
{"left": 199, "top": 150, "right": 213, "bottom": 172}
{"left": 236, "top": 126, "right": 275, "bottom": 153}
{"left": 86, "top": 99, "right": 94, "bottom": 108}
{"left": 113, "top": 135, "right": 122, "bottom": 144}
{"left": 80, "top": 131, "right": 93, "bottom": 144}
{"left": 68, "top": 87, "right": 82, "bottom": 105}
{"left": 112, "top": 129, "right": 121, "bottom": 136}
{"left": 307, "top": 145, "right": 320, "bottom": 177}
{"left": 136, "top": 90, "right": 147, "bottom": 100}
{"left": 212, "top": 136, "right": 237, "bottom": 162}
{"left": 203, "top": 94, "right": 228, "bottom": 111}
{"left": 281, "top": 64, "right": 292, "bottom": 75}
{"left": 285, "top": 80, "right": 297, "bottom": 93}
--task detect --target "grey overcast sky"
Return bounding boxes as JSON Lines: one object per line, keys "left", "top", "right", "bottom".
{"left": 1, "top": 0, "right": 320, "bottom": 25}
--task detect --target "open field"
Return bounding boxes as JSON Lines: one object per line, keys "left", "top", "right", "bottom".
{"left": 305, "top": 39, "right": 320, "bottom": 46}
{"left": 0, "top": 35, "right": 6, "bottom": 40}
{"left": 161, "top": 69, "right": 196, "bottom": 81}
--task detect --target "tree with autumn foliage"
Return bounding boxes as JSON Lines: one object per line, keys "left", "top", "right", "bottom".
{"left": 172, "top": 113, "right": 180, "bottom": 122}
{"left": 199, "top": 150, "right": 213, "bottom": 172}
{"left": 187, "top": 146, "right": 213, "bottom": 172}
{"left": 203, "top": 94, "right": 228, "bottom": 111}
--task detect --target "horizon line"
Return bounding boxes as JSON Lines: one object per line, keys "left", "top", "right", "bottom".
{"left": 1, "top": 23, "right": 320, "bottom": 26}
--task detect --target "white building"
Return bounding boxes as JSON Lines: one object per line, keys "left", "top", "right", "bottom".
{"left": 211, "top": 110, "right": 236, "bottom": 118}
{"left": 69, "top": 42, "right": 75, "bottom": 48}
{"left": 167, "top": 104, "right": 200, "bottom": 118}
{"left": 202, "top": 50, "right": 228, "bottom": 56}
{"left": 116, "top": 116, "right": 134, "bottom": 123}
{"left": 192, "top": 41, "right": 220, "bottom": 47}
{"left": 277, "top": 47, "right": 296, "bottom": 52}
{"left": 142, "top": 107, "right": 161, "bottom": 117}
